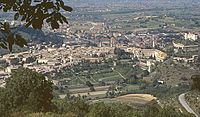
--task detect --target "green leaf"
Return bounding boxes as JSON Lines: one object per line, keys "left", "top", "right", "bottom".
{"left": 15, "top": 34, "right": 27, "bottom": 47}
{"left": 43, "top": 2, "right": 54, "bottom": 9}
{"left": 51, "top": 20, "right": 59, "bottom": 29}
{"left": 36, "top": 9, "right": 43, "bottom": 17}
{"left": 61, "top": 15, "right": 68, "bottom": 24}
{"left": 14, "top": 13, "right": 19, "bottom": 20}
{"left": 8, "top": 44, "right": 12, "bottom": 52}
{"left": 19, "top": 8, "right": 25, "bottom": 15}
{"left": 7, "top": 33, "right": 14, "bottom": 51}
{"left": 7, "top": 33, "right": 14, "bottom": 45}
{"left": 26, "top": 13, "right": 33, "bottom": 22}
{"left": 0, "top": 0, "right": 8, "bottom": 4}
{"left": 46, "top": 18, "right": 51, "bottom": 23}
{"left": 21, "top": 13, "right": 27, "bottom": 21}
{"left": 60, "top": 1, "right": 64, "bottom": 6}
{"left": 12, "top": 4, "right": 18, "bottom": 11}
{"left": 32, "top": 19, "right": 43, "bottom": 29}
{"left": 61, "top": 5, "right": 73, "bottom": 12}
{"left": 25, "top": 20, "right": 33, "bottom": 28}
{"left": 3, "top": 8, "right": 8, "bottom": 12}
{"left": 58, "top": 18, "right": 63, "bottom": 24}
{"left": 0, "top": 43, "right": 7, "bottom": 49}
{"left": 54, "top": 13, "right": 61, "bottom": 21}
{"left": 3, "top": 22, "right": 10, "bottom": 33}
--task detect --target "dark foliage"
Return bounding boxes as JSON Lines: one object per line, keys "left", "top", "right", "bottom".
{"left": 0, "top": 0, "right": 72, "bottom": 51}
{"left": 114, "top": 48, "right": 131, "bottom": 60}
{"left": 0, "top": 0, "right": 72, "bottom": 29}
{"left": 0, "top": 68, "right": 53, "bottom": 116}
{"left": 191, "top": 75, "right": 200, "bottom": 90}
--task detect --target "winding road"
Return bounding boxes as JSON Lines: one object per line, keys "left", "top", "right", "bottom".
{"left": 178, "top": 93, "right": 198, "bottom": 117}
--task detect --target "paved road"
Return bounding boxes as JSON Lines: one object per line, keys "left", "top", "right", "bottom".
{"left": 179, "top": 93, "right": 198, "bottom": 117}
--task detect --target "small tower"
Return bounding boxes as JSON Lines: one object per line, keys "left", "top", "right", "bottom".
{"left": 147, "top": 60, "right": 151, "bottom": 73}
{"left": 110, "top": 38, "right": 113, "bottom": 47}
{"left": 148, "top": 65, "right": 151, "bottom": 73}
{"left": 153, "top": 38, "right": 155, "bottom": 48}
{"left": 113, "top": 61, "right": 117, "bottom": 66}
{"left": 99, "top": 41, "right": 102, "bottom": 48}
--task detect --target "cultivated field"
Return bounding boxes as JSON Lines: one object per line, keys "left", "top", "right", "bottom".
{"left": 88, "top": 93, "right": 157, "bottom": 105}
{"left": 113, "top": 94, "right": 157, "bottom": 104}
{"left": 71, "top": 91, "right": 107, "bottom": 97}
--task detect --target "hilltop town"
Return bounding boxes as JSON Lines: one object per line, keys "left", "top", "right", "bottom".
{"left": 0, "top": 19, "right": 199, "bottom": 95}
{"left": 1, "top": 0, "right": 200, "bottom": 116}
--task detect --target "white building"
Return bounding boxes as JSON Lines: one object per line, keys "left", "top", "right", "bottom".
{"left": 184, "top": 33, "right": 198, "bottom": 41}
{"left": 126, "top": 48, "right": 167, "bottom": 62}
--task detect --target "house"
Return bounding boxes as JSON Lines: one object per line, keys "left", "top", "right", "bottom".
{"left": 0, "top": 79, "right": 6, "bottom": 88}
{"left": 127, "top": 47, "right": 167, "bottom": 62}
{"left": 37, "top": 59, "right": 49, "bottom": 64}
{"left": 47, "top": 60, "right": 61, "bottom": 66}
{"left": 22, "top": 56, "right": 36, "bottom": 63}
{"left": 5, "top": 66, "right": 20, "bottom": 73}
{"left": 184, "top": 32, "right": 198, "bottom": 41}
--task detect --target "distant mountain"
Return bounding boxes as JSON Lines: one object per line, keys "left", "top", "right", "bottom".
{"left": 14, "top": 26, "right": 64, "bottom": 45}
{"left": 64, "top": 0, "right": 200, "bottom": 8}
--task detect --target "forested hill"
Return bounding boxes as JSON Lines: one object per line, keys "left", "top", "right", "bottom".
{"left": 14, "top": 27, "right": 64, "bottom": 45}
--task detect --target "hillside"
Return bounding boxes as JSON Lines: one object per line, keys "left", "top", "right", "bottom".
{"left": 185, "top": 90, "right": 200, "bottom": 116}
{"left": 148, "top": 59, "right": 200, "bottom": 87}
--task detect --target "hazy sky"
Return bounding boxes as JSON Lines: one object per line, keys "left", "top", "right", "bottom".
{"left": 64, "top": 0, "right": 199, "bottom": 8}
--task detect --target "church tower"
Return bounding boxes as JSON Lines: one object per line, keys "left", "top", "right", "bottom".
{"left": 153, "top": 38, "right": 155, "bottom": 48}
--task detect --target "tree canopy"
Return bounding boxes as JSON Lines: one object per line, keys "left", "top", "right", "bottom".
{"left": 191, "top": 75, "right": 200, "bottom": 90}
{"left": 0, "top": 0, "right": 73, "bottom": 51}
{"left": 0, "top": 68, "right": 53, "bottom": 115}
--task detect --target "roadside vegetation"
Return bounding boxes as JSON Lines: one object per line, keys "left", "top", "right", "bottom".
{"left": 184, "top": 75, "right": 200, "bottom": 116}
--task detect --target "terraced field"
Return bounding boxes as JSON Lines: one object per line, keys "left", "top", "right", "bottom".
{"left": 113, "top": 94, "right": 157, "bottom": 104}
{"left": 89, "top": 94, "right": 157, "bottom": 105}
